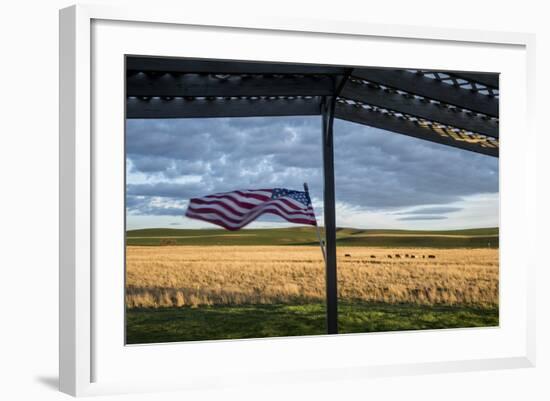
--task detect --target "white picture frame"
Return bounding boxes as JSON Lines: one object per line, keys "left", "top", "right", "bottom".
{"left": 59, "top": 4, "right": 536, "bottom": 397}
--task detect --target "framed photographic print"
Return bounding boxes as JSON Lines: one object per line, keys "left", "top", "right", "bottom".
{"left": 59, "top": 4, "right": 536, "bottom": 397}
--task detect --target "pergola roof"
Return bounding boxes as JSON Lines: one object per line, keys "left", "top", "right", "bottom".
{"left": 126, "top": 56, "right": 499, "bottom": 157}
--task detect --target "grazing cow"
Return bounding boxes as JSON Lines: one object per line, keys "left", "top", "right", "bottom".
{"left": 422, "top": 255, "right": 426, "bottom": 258}
{"left": 405, "top": 254, "right": 409, "bottom": 258}
{"left": 395, "top": 254, "right": 401, "bottom": 258}
{"left": 370, "top": 255, "right": 376, "bottom": 258}
{"left": 387, "top": 255, "right": 392, "bottom": 259}
{"left": 410, "top": 255, "right": 416, "bottom": 259}
{"left": 428, "top": 255, "right": 436, "bottom": 259}
{"left": 345, "top": 254, "right": 351, "bottom": 258}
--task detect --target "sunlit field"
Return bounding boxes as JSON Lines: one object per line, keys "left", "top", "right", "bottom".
{"left": 125, "top": 241, "right": 498, "bottom": 344}
{"left": 126, "top": 246, "right": 498, "bottom": 308}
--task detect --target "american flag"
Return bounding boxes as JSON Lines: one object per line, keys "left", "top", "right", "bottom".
{"left": 185, "top": 188, "right": 318, "bottom": 230}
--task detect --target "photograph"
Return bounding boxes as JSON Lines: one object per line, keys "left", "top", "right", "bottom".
{"left": 124, "top": 56, "right": 499, "bottom": 344}
{"left": 2, "top": 0, "right": 545, "bottom": 399}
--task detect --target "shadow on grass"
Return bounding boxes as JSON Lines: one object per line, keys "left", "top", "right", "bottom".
{"left": 126, "top": 301, "right": 498, "bottom": 345}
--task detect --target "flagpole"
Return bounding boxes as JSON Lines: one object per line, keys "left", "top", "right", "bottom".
{"left": 304, "top": 183, "right": 326, "bottom": 262}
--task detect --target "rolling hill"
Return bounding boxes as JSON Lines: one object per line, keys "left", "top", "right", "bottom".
{"left": 126, "top": 226, "right": 499, "bottom": 248}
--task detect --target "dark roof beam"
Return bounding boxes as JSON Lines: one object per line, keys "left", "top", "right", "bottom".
{"left": 448, "top": 72, "right": 499, "bottom": 89}
{"left": 351, "top": 68, "right": 499, "bottom": 117}
{"left": 340, "top": 80, "right": 498, "bottom": 138}
{"left": 126, "top": 96, "right": 322, "bottom": 119}
{"left": 127, "top": 73, "right": 335, "bottom": 97}
{"left": 334, "top": 102, "right": 498, "bottom": 157}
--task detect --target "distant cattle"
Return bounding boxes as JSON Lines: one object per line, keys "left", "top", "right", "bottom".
{"left": 387, "top": 255, "right": 392, "bottom": 259}
{"left": 428, "top": 255, "right": 436, "bottom": 259}
{"left": 370, "top": 255, "right": 376, "bottom": 259}
{"left": 159, "top": 238, "right": 177, "bottom": 246}
{"left": 345, "top": 254, "right": 351, "bottom": 258}
{"left": 395, "top": 254, "right": 401, "bottom": 258}
{"left": 405, "top": 254, "right": 409, "bottom": 258}
{"left": 410, "top": 255, "right": 416, "bottom": 259}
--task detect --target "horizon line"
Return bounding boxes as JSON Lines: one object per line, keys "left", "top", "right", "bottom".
{"left": 127, "top": 225, "right": 499, "bottom": 232}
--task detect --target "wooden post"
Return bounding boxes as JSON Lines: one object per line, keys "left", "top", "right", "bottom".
{"left": 322, "top": 96, "right": 338, "bottom": 334}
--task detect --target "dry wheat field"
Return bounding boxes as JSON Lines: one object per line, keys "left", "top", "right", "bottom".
{"left": 125, "top": 245, "right": 498, "bottom": 309}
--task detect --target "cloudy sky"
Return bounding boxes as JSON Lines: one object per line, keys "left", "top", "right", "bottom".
{"left": 126, "top": 116, "right": 499, "bottom": 230}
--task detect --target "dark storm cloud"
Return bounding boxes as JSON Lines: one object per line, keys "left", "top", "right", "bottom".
{"left": 129, "top": 156, "right": 208, "bottom": 177}
{"left": 127, "top": 182, "right": 205, "bottom": 198}
{"left": 126, "top": 118, "right": 320, "bottom": 167}
{"left": 331, "top": 119, "right": 498, "bottom": 208}
{"left": 125, "top": 117, "right": 498, "bottom": 216}
{"left": 398, "top": 216, "right": 448, "bottom": 221}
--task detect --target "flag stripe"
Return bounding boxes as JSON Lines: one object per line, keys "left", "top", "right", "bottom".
{"left": 185, "top": 211, "right": 317, "bottom": 231}
{"left": 203, "top": 193, "right": 268, "bottom": 207}
{"left": 198, "top": 194, "right": 270, "bottom": 211}
{"left": 186, "top": 209, "right": 316, "bottom": 230}
{"left": 189, "top": 200, "right": 316, "bottom": 223}
{"left": 185, "top": 187, "right": 317, "bottom": 230}
{"left": 190, "top": 197, "right": 311, "bottom": 217}
{"left": 187, "top": 204, "right": 316, "bottom": 225}
{"left": 234, "top": 190, "right": 273, "bottom": 201}
{"left": 205, "top": 190, "right": 272, "bottom": 202}
{"left": 198, "top": 192, "right": 305, "bottom": 212}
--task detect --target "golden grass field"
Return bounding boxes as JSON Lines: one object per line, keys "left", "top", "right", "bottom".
{"left": 125, "top": 246, "right": 498, "bottom": 308}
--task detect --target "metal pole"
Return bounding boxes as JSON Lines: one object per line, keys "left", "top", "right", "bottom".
{"left": 303, "top": 183, "right": 326, "bottom": 262}
{"left": 322, "top": 96, "right": 338, "bottom": 335}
